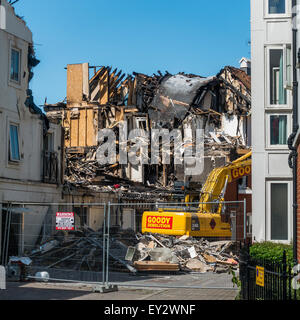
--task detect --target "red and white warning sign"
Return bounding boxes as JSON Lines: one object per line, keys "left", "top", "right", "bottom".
{"left": 56, "top": 212, "right": 74, "bottom": 231}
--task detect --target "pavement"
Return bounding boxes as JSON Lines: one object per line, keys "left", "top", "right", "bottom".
{"left": 0, "top": 282, "right": 238, "bottom": 300}
{"left": 0, "top": 271, "right": 239, "bottom": 300}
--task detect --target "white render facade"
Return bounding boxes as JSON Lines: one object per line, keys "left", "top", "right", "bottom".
{"left": 0, "top": 1, "right": 62, "bottom": 260}
{"left": 251, "top": 0, "right": 295, "bottom": 243}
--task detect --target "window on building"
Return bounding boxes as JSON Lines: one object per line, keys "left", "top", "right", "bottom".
{"left": 9, "top": 124, "right": 20, "bottom": 162}
{"left": 10, "top": 48, "right": 20, "bottom": 83}
{"left": 285, "top": 46, "right": 292, "bottom": 89}
{"left": 44, "top": 133, "right": 54, "bottom": 152}
{"left": 73, "top": 206, "right": 88, "bottom": 226}
{"left": 268, "top": 45, "right": 292, "bottom": 106}
{"left": 270, "top": 49, "right": 286, "bottom": 105}
{"left": 271, "top": 183, "right": 288, "bottom": 240}
{"left": 270, "top": 115, "right": 287, "bottom": 145}
{"left": 268, "top": 0, "right": 286, "bottom": 14}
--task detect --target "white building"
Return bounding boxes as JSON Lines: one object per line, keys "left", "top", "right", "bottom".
{"left": 0, "top": 1, "right": 62, "bottom": 262}
{"left": 251, "top": 0, "right": 295, "bottom": 243}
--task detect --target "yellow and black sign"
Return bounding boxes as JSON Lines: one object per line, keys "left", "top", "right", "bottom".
{"left": 256, "top": 266, "right": 265, "bottom": 287}
{"left": 231, "top": 165, "right": 251, "bottom": 180}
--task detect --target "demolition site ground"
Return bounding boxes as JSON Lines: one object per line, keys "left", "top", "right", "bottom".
{"left": 0, "top": 271, "right": 238, "bottom": 301}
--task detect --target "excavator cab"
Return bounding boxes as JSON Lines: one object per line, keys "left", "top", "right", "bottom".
{"left": 171, "top": 181, "right": 201, "bottom": 205}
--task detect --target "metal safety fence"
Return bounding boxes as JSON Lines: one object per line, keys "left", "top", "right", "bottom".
{"left": 105, "top": 200, "right": 248, "bottom": 290}
{"left": 0, "top": 202, "right": 107, "bottom": 285}
{"left": 0, "top": 200, "right": 249, "bottom": 291}
{"left": 239, "top": 245, "right": 299, "bottom": 300}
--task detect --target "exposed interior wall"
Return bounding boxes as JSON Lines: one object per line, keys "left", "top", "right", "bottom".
{"left": 89, "top": 206, "right": 105, "bottom": 231}
{"left": 23, "top": 206, "right": 50, "bottom": 252}
{"left": 65, "top": 64, "right": 98, "bottom": 148}
{"left": 121, "top": 208, "right": 136, "bottom": 231}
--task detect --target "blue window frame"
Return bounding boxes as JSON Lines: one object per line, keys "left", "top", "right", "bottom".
{"left": 9, "top": 124, "right": 20, "bottom": 161}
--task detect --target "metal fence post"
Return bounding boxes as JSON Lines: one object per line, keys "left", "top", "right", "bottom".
{"left": 239, "top": 243, "right": 247, "bottom": 300}
{"left": 243, "top": 198, "right": 247, "bottom": 241}
{"left": 0, "top": 265, "right": 5, "bottom": 290}
{"left": 2, "top": 204, "right": 12, "bottom": 266}
{"left": 102, "top": 203, "right": 106, "bottom": 286}
{"left": 246, "top": 242, "right": 250, "bottom": 300}
{"left": 93, "top": 202, "right": 117, "bottom": 293}
{"left": 106, "top": 202, "right": 111, "bottom": 287}
{"left": 282, "top": 250, "right": 287, "bottom": 300}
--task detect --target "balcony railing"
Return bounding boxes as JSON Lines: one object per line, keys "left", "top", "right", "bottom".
{"left": 43, "top": 151, "right": 59, "bottom": 184}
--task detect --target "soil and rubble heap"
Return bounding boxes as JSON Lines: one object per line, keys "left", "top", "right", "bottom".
{"left": 25, "top": 228, "right": 239, "bottom": 275}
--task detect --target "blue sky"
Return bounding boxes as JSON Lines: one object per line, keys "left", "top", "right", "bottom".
{"left": 14, "top": 0, "right": 250, "bottom": 107}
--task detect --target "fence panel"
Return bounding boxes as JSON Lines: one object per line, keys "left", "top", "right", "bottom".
{"left": 239, "top": 245, "right": 298, "bottom": 300}
{"left": 104, "top": 200, "right": 247, "bottom": 290}
{"left": 0, "top": 200, "right": 252, "bottom": 292}
{"left": 0, "top": 202, "right": 106, "bottom": 284}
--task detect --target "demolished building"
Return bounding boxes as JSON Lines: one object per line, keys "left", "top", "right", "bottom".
{"left": 45, "top": 61, "right": 251, "bottom": 202}
{"left": 43, "top": 61, "right": 252, "bottom": 237}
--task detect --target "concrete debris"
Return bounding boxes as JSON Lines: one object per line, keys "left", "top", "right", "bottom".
{"left": 27, "top": 228, "right": 138, "bottom": 274}
{"left": 7, "top": 256, "right": 32, "bottom": 281}
{"left": 22, "top": 228, "right": 239, "bottom": 276}
{"left": 185, "top": 259, "right": 212, "bottom": 273}
{"left": 127, "top": 232, "right": 239, "bottom": 273}
{"left": 148, "top": 248, "right": 179, "bottom": 264}
{"left": 9, "top": 256, "right": 32, "bottom": 266}
{"left": 35, "top": 271, "right": 50, "bottom": 282}
{"left": 188, "top": 246, "right": 198, "bottom": 259}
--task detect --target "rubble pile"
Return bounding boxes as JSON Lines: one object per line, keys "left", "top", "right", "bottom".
{"left": 26, "top": 228, "right": 239, "bottom": 275}
{"left": 27, "top": 228, "right": 139, "bottom": 273}
{"left": 128, "top": 233, "right": 239, "bottom": 273}
{"left": 65, "top": 150, "right": 99, "bottom": 186}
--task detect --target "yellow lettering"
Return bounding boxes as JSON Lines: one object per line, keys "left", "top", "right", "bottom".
{"left": 239, "top": 168, "right": 244, "bottom": 176}
{"left": 245, "top": 166, "right": 251, "bottom": 175}
{"left": 232, "top": 169, "right": 239, "bottom": 179}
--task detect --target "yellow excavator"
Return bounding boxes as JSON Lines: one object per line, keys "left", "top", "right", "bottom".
{"left": 142, "top": 151, "right": 252, "bottom": 238}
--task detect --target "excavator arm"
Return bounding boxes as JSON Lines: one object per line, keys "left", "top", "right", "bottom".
{"left": 199, "top": 151, "right": 252, "bottom": 214}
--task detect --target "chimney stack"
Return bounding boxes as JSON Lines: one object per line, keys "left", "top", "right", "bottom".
{"left": 239, "top": 57, "right": 251, "bottom": 75}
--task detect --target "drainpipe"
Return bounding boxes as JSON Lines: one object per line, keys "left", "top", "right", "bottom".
{"left": 288, "top": 0, "right": 299, "bottom": 266}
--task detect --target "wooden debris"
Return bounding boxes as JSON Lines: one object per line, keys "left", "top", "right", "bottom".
{"left": 134, "top": 261, "right": 180, "bottom": 272}
{"left": 203, "top": 253, "right": 217, "bottom": 264}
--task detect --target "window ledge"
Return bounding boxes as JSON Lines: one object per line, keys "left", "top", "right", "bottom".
{"left": 6, "top": 161, "right": 21, "bottom": 169}
{"left": 265, "top": 147, "right": 289, "bottom": 151}
{"left": 8, "top": 80, "right": 22, "bottom": 90}
{"left": 264, "top": 14, "right": 292, "bottom": 20}
{"left": 265, "top": 106, "right": 292, "bottom": 111}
